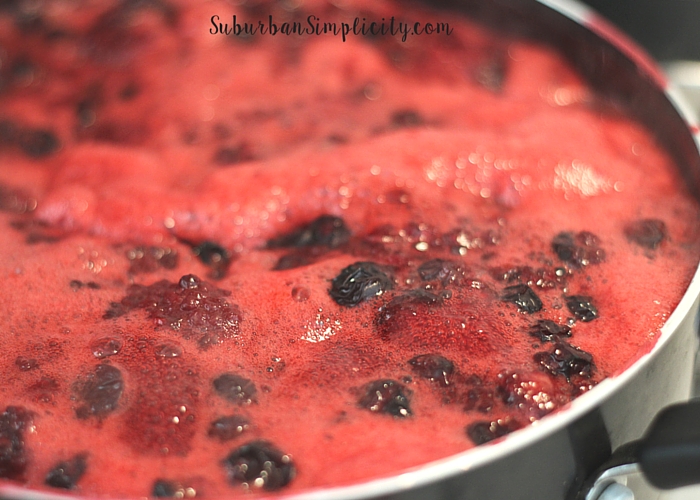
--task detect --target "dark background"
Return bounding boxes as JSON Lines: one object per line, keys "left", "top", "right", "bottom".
{"left": 580, "top": 0, "right": 700, "bottom": 61}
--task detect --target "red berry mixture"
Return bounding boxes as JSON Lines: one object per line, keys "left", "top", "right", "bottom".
{"left": 0, "top": 0, "right": 699, "bottom": 498}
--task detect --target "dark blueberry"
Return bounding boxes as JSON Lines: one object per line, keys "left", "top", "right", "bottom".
{"left": 358, "top": 379, "right": 411, "bottom": 417}
{"left": 535, "top": 341, "right": 594, "bottom": 381}
{"left": 213, "top": 123, "right": 232, "bottom": 140}
{"left": 491, "top": 265, "right": 559, "bottom": 289}
{"left": 502, "top": 284, "right": 542, "bottom": 314}
{"left": 551, "top": 231, "right": 605, "bottom": 268}
{"left": 462, "top": 376, "right": 495, "bottom": 413}
{"left": 408, "top": 354, "right": 455, "bottom": 387}
{"left": 10, "top": 58, "right": 35, "bottom": 85}
{"left": 15, "top": 357, "right": 38, "bottom": 371}
{"left": 0, "top": 184, "right": 33, "bottom": 214}
{"left": 417, "top": 259, "right": 465, "bottom": 286}
{"left": 222, "top": 440, "right": 295, "bottom": 491}
{"left": 208, "top": 415, "right": 250, "bottom": 442}
{"left": 25, "top": 232, "right": 60, "bottom": 245}
{"left": 103, "top": 302, "right": 126, "bottom": 319}
{"left": 119, "top": 82, "right": 140, "bottom": 100}
{"left": 213, "top": 145, "right": 253, "bottom": 166}
{"left": 0, "top": 120, "right": 59, "bottom": 158}
{"left": 529, "top": 320, "right": 571, "bottom": 342}
{"left": 267, "top": 215, "right": 351, "bottom": 249}
{"left": 466, "top": 418, "right": 520, "bottom": 445}
{"left": 152, "top": 479, "right": 180, "bottom": 498}
{"left": 76, "top": 99, "right": 97, "bottom": 128}
{"left": 551, "top": 232, "right": 577, "bottom": 262}
{"left": 0, "top": 406, "right": 33, "bottom": 479}
{"left": 192, "top": 241, "right": 231, "bottom": 279}
{"left": 492, "top": 266, "right": 526, "bottom": 283}
{"left": 326, "top": 134, "right": 348, "bottom": 144}
{"left": 213, "top": 374, "right": 257, "bottom": 405}
{"left": 70, "top": 280, "right": 100, "bottom": 290}
{"left": 85, "top": 0, "right": 179, "bottom": 63}
{"left": 44, "top": 454, "right": 87, "bottom": 490}
{"left": 19, "top": 128, "right": 60, "bottom": 158}
{"left": 390, "top": 109, "right": 425, "bottom": 128}
{"left": 496, "top": 371, "right": 557, "bottom": 418}
{"left": 624, "top": 219, "right": 666, "bottom": 250}
{"left": 474, "top": 51, "right": 508, "bottom": 92}
{"left": 565, "top": 295, "right": 598, "bottom": 322}
{"left": 75, "top": 364, "right": 124, "bottom": 419}
{"left": 329, "top": 261, "right": 393, "bottom": 307}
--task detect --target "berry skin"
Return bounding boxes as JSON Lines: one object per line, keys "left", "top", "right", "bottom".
{"left": 529, "top": 320, "right": 571, "bottom": 342}
{"left": 329, "top": 262, "right": 393, "bottom": 307}
{"left": 267, "top": 215, "right": 351, "bottom": 249}
{"left": 491, "top": 265, "right": 560, "bottom": 289}
{"left": 551, "top": 231, "right": 605, "bottom": 268}
{"left": 192, "top": 241, "right": 231, "bottom": 279}
{"left": 624, "top": 219, "right": 666, "bottom": 249}
{"left": 44, "top": 454, "right": 88, "bottom": 490}
{"left": 20, "top": 128, "right": 60, "bottom": 158}
{"left": 0, "top": 406, "right": 33, "bottom": 480}
{"left": 565, "top": 295, "right": 598, "bottom": 322}
{"left": 213, "top": 144, "right": 253, "bottom": 166}
{"left": 213, "top": 374, "right": 257, "bottom": 405}
{"left": 0, "top": 120, "right": 60, "bottom": 158}
{"left": 222, "top": 441, "right": 295, "bottom": 491}
{"left": 151, "top": 479, "right": 180, "bottom": 498}
{"left": 534, "top": 341, "right": 594, "bottom": 381}
{"left": 462, "top": 376, "right": 495, "bottom": 413}
{"left": 208, "top": 415, "right": 251, "bottom": 442}
{"left": 358, "top": 380, "right": 412, "bottom": 418}
{"left": 408, "top": 354, "right": 455, "bottom": 387}
{"left": 390, "top": 109, "right": 425, "bottom": 128}
{"left": 417, "top": 259, "right": 465, "bottom": 286}
{"left": 74, "top": 364, "right": 124, "bottom": 419}
{"left": 466, "top": 418, "right": 521, "bottom": 445}
{"left": 502, "top": 284, "right": 542, "bottom": 314}
{"left": 497, "top": 371, "right": 558, "bottom": 418}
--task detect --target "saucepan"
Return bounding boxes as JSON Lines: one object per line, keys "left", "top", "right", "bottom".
{"left": 289, "top": 0, "right": 700, "bottom": 498}
{"left": 2, "top": 0, "right": 700, "bottom": 499}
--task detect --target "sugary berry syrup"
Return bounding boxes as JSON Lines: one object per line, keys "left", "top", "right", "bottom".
{"left": 1, "top": 0, "right": 700, "bottom": 497}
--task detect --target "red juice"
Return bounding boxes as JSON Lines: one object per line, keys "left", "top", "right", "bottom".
{"left": 0, "top": 0, "right": 699, "bottom": 498}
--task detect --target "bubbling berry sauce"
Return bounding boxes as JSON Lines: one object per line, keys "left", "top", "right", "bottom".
{"left": 1, "top": 0, "right": 700, "bottom": 498}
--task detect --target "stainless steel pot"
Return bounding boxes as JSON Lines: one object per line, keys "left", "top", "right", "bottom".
{"left": 2, "top": 1, "right": 699, "bottom": 500}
